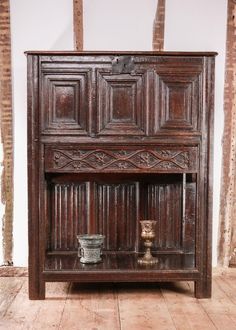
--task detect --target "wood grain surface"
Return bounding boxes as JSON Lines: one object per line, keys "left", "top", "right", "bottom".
{"left": 153, "top": 0, "right": 166, "bottom": 51}
{"left": 0, "top": 269, "right": 236, "bottom": 329}
{"left": 219, "top": 0, "right": 236, "bottom": 268}
{"left": 0, "top": 0, "right": 13, "bottom": 265}
{"left": 73, "top": 0, "right": 83, "bottom": 50}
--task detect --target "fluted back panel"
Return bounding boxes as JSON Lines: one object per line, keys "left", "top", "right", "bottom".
{"left": 96, "top": 183, "right": 138, "bottom": 251}
{"left": 145, "top": 183, "right": 183, "bottom": 250}
{"left": 48, "top": 180, "right": 196, "bottom": 253}
{"left": 49, "top": 183, "right": 88, "bottom": 251}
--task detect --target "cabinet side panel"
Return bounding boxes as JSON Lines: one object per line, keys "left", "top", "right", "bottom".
{"left": 28, "top": 55, "right": 45, "bottom": 299}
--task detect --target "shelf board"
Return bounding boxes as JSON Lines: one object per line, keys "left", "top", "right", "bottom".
{"left": 43, "top": 252, "right": 199, "bottom": 282}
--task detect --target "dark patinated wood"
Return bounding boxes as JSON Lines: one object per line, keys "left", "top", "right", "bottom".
{"left": 27, "top": 51, "right": 216, "bottom": 299}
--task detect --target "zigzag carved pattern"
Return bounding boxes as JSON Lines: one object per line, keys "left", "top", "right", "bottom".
{"left": 51, "top": 148, "right": 190, "bottom": 171}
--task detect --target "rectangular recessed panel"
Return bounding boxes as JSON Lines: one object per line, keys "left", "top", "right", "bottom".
{"left": 97, "top": 70, "right": 146, "bottom": 135}
{"left": 168, "top": 86, "right": 189, "bottom": 121}
{"left": 41, "top": 69, "right": 91, "bottom": 135}
{"left": 111, "top": 85, "right": 134, "bottom": 122}
{"left": 153, "top": 65, "right": 202, "bottom": 132}
{"left": 53, "top": 85, "right": 77, "bottom": 122}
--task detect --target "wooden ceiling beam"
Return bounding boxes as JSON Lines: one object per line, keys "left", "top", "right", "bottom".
{"left": 0, "top": 0, "right": 13, "bottom": 265}
{"left": 153, "top": 0, "right": 166, "bottom": 51}
{"left": 73, "top": 0, "right": 83, "bottom": 51}
{"left": 218, "top": 0, "right": 236, "bottom": 267}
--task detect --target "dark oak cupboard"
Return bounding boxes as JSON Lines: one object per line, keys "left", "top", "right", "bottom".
{"left": 27, "top": 51, "right": 216, "bottom": 299}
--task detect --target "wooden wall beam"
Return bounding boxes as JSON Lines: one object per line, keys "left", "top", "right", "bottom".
{"left": 153, "top": 0, "right": 166, "bottom": 51}
{"left": 0, "top": 0, "right": 13, "bottom": 265}
{"left": 73, "top": 0, "right": 83, "bottom": 51}
{"left": 218, "top": 0, "right": 236, "bottom": 267}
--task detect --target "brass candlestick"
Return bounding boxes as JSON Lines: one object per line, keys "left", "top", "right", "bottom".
{"left": 138, "top": 220, "right": 158, "bottom": 265}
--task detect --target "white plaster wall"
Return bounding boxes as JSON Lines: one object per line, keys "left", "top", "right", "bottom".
{"left": 10, "top": 0, "right": 74, "bottom": 266}
{"left": 164, "top": 0, "right": 227, "bottom": 266}
{"left": 83, "top": 0, "right": 157, "bottom": 50}
{"left": 10, "top": 0, "right": 227, "bottom": 266}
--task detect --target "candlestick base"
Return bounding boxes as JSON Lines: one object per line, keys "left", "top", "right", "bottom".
{"left": 138, "top": 247, "right": 158, "bottom": 265}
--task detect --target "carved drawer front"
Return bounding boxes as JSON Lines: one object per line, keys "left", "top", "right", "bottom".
{"left": 45, "top": 145, "right": 198, "bottom": 173}
{"left": 40, "top": 65, "right": 91, "bottom": 135}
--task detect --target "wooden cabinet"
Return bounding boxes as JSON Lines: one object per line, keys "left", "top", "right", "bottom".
{"left": 27, "top": 51, "right": 216, "bottom": 299}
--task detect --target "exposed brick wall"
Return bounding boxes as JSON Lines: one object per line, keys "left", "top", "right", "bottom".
{"left": 73, "top": 0, "right": 83, "bottom": 50}
{"left": 153, "top": 0, "right": 165, "bottom": 51}
{"left": 218, "top": 0, "right": 236, "bottom": 267}
{"left": 0, "top": 0, "right": 13, "bottom": 265}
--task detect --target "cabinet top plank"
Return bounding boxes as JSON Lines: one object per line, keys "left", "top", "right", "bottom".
{"left": 25, "top": 50, "right": 217, "bottom": 56}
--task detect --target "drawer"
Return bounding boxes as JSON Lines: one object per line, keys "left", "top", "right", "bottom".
{"left": 44, "top": 145, "right": 198, "bottom": 173}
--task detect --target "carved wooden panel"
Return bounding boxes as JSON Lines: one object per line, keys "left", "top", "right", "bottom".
{"left": 48, "top": 183, "right": 88, "bottom": 251}
{"left": 145, "top": 182, "right": 183, "bottom": 250}
{"left": 96, "top": 183, "right": 138, "bottom": 251}
{"left": 47, "top": 178, "right": 195, "bottom": 253}
{"left": 48, "top": 181, "right": 138, "bottom": 252}
{"left": 154, "top": 68, "right": 202, "bottom": 132}
{"left": 141, "top": 181, "right": 196, "bottom": 253}
{"left": 97, "top": 70, "right": 146, "bottom": 135}
{"left": 45, "top": 146, "right": 198, "bottom": 173}
{"left": 41, "top": 71, "right": 90, "bottom": 135}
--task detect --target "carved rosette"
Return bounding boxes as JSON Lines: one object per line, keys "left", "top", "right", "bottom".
{"left": 48, "top": 147, "right": 195, "bottom": 172}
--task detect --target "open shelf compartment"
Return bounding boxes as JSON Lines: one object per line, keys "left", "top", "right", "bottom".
{"left": 44, "top": 173, "right": 197, "bottom": 277}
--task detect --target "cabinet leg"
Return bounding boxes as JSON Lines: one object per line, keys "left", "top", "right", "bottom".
{"left": 29, "top": 278, "right": 45, "bottom": 300}
{"left": 194, "top": 279, "right": 211, "bottom": 299}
